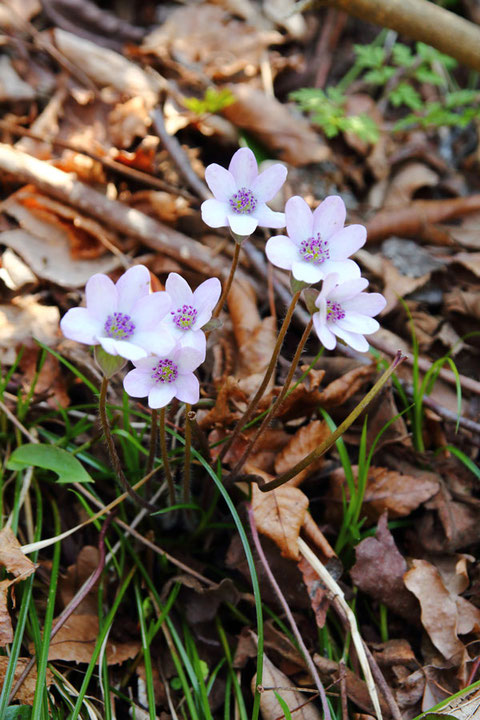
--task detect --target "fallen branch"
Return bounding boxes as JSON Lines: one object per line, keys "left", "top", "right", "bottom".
{"left": 306, "top": 0, "right": 480, "bottom": 72}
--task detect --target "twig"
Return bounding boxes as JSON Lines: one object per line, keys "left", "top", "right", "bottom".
{"left": 151, "top": 108, "right": 210, "bottom": 201}
{"left": 297, "top": 537, "right": 383, "bottom": 720}
{"left": 314, "top": 8, "right": 348, "bottom": 88}
{"left": 362, "top": 643, "right": 402, "bottom": 720}
{"left": 309, "top": 0, "right": 480, "bottom": 72}
{"left": 248, "top": 507, "right": 332, "bottom": 720}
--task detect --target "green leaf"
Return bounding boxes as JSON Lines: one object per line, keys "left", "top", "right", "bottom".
{"left": 354, "top": 44, "right": 385, "bottom": 69}
{"left": 415, "top": 42, "right": 457, "bottom": 69}
{"left": 392, "top": 43, "right": 415, "bottom": 67}
{"left": 5, "top": 708, "right": 32, "bottom": 720}
{"left": 363, "top": 66, "right": 396, "bottom": 85}
{"left": 343, "top": 114, "right": 380, "bottom": 143}
{"left": 414, "top": 67, "right": 445, "bottom": 85}
{"left": 7, "top": 444, "right": 93, "bottom": 483}
{"left": 388, "top": 82, "right": 423, "bottom": 110}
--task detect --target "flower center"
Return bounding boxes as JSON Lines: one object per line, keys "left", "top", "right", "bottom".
{"left": 300, "top": 234, "right": 330, "bottom": 264}
{"left": 171, "top": 304, "right": 197, "bottom": 331}
{"left": 229, "top": 187, "right": 257, "bottom": 215}
{"left": 151, "top": 359, "right": 178, "bottom": 384}
{"left": 326, "top": 300, "right": 345, "bottom": 322}
{"left": 104, "top": 312, "right": 135, "bottom": 340}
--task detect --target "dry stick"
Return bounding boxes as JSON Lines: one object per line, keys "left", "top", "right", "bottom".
{"left": 229, "top": 318, "right": 313, "bottom": 479}
{"left": 218, "top": 289, "right": 302, "bottom": 464}
{"left": 151, "top": 108, "right": 210, "bottom": 201}
{"left": 99, "top": 377, "right": 157, "bottom": 512}
{"left": 0, "top": 143, "right": 224, "bottom": 278}
{"left": 362, "top": 643, "right": 402, "bottom": 720}
{"left": 10, "top": 513, "right": 113, "bottom": 703}
{"left": 253, "top": 351, "right": 406, "bottom": 492}
{"left": 212, "top": 241, "right": 242, "bottom": 320}
{"left": 309, "top": 0, "right": 480, "bottom": 72}
{"left": 159, "top": 406, "right": 175, "bottom": 506}
{"left": 247, "top": 507, "right": 332, "bottom": 720}
{"left": 297, "top": 538, "right": 383, "bottom": 720}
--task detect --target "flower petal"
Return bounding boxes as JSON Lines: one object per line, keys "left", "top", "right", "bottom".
{"left": 60, "top": 307, "right": 102, "bottom": 345}
{"left": 254, "top": 204, "right": 286, "bottom": 229}
{"left": 165, "top": 273, "right": 193, "bottom": 308}
{"left": 332, "top": 326, "right": 370, "bottom": 352}
{"left": 329, "top": 278, "right": 368, "bottom": 303}
{"left": 148, "top": 384, "right": 176, "bottom": 409}
{"left": 312, "top": 312, "right": 336, "bottom": 349}
{"left": 291, "top": 260, "right": 324, "bottom": 284}
{"left": 312, "top": 196, "right": 346, "bottom": 240}
{"left": 322, "top": 259, "right": 361, "bottom": 280}
{"left": 102, "top": 339, "right": 147, "bottom": 361}
{"left": 86, "top": 274, "right": 117, "bottom": 317}
{"left": 192, "top": 277, "right": 221, "bottom": 319}
{"left": 201, "top": 198, "right": 229, "bottom": 228}
{"left": 285, "top": 196, "right": 313, "bottom": 245}
{"left": 134, "top": 329, "right": 176, "bottom": 356}
{"left": 251, "top": 164, "right": 287, "bottom": 202}
{"left": 228, "top": 147, "right": 258, "bottom": 187}
{"left": 175, "top": 372, "right": 199, "bottom": 404}
{"left": 328, "top": 225, "right": 367, "bottom": 260}
{"left": 179, "top": 330, "right": 207, "bottom": 361}
{"left": 204, "top": 164, "right": 237, "bottom": 201}
{"left": 317, "top": 273, "right": 341, "bottom": 304}
{"left": 343, "top": 292, "right": 386, "bottom": 316}
{"left": 336, "top": 313, "right": 380, "bottom": 334}
{"left": 227, "top": 213, "right": 258, "bottom": 236}
{"left": 123, "top": 368, "right": 154, "bottom": 398}
{"left": 176, "top": 346, "right": 204, "bottom": 373}
{"left": 132, "top": 291, "right": 171, "bottom": 331}
{"left": 265, "top": 235, "right": 297, "bottom": 271}
{"left": 116, "top": 265, "right": 151, "bottom": 313}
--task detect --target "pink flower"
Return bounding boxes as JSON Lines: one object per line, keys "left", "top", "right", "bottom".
{"left": 312, "top": 274, "right": 386, "bottom": 352}
{"left": 265, "top": 195, "right": 366, "bottom": 285}
{"left": 123, "top": 345, "right": 203, "bottom": 408}
{"left": 161, "top": 273, "right": 221, "bottom": 359}
{"left": 201, "top": 147, "right": 287, "bottom": 236}
{"left": 60, "top": 265, "right": 174, "bottom": 361}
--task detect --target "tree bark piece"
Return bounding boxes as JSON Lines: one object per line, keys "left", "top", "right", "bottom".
{"left": 315, "top": 0, "right": 480, "bottom": 72}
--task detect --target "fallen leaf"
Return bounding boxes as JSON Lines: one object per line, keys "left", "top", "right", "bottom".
{"left": 252, "top": 652, "right": 322, "bottom": 719}
{"left": 108, "top": 96, "right": 151, "bottom": 148}
{"left": 0, "top": 657, "right": 53, "bottom": 704}
{"left": 350, "top": 513, "right": 419, "bottom": 620}
{"left": 252, "top": 482, "right": 309, "bottom": 560}
{"left": 43, "top": 614, "right": 140, "bottom": 664}
{"left": 223, "top": 85, "right": 330, "bottom": 166}
{"left": 383, "top": 162, "right": 439, "bottom": 208}
{"left": 0, "top": 528, "right": 36, "bottom": 578}
{"left": 298, "top": 555, "right": 330, "bottom": 628}
{"left": 403, "top": 559, "right": 466, "bottom": 665}
{"left": 274, "top": 420, "right": 331, "bottom": 486}
{"left": 0, "top": 56, "right": 35, "bottom": 102}
{"left": 59, "top": 546, "right": 101, "bottom": 616}
{"left": 315, "top": 364, "right": 375, "bottom": 408}
{"left": 19, "top": 347, "right": 70, "bottom": 408}
{"left": 0, "top": 294, "right": 60, "bottom": 364}
{"left": 0, "top": 579, "right": 15, "bottom": 644}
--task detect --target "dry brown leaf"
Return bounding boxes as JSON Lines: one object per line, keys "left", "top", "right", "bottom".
{"left": 108, "top": 97, "right": 151, "bottom": 148}
{"left": 0, "top": 294, "right": 60, "bottom": 364}
{"left": 223, "top": 85, "right": 330, "bottom": 166}
{"left": 329, "top": 465, "right": 439, "bottom": 523}
{"left": 0, "top": 579, "right": 15, "bottom": 645}
{"left": 383, "top": 162, "right": 439, "bottom": 208}
{"left": 129, "top": 190, "right": 192, "bottom": 223}
{"left": 252, "top": 652, "right": 322, "bottom": 719}
{"left": 142, "top": 5, "right": 281, "bottom": 80}
{"left": 274, "top": 420, "right": 331, "bottom": 486}
{"left": 314, "top": 655, "right": 391, "bottom": 717}
{"left": 350, "top": 513, "right": 419, "bottom": 621}
{"left": 59, "top": 546, "right": 100, "bottom": 616}
{"left": 445, "top": 287, "right": 480, "bottom": 321}
{"left": 0, "top": 527, "right": 36, "bottom": 578}
{"left": 0, "top": 56, "right": 35, "bottom": 102}
{"left": 0, "top": 657, "right": 53, "bottom": 704}
{"left": 316, "top": 364, "right": 376, "bottom": 408}
{"left": 19, "top": 347, "right": 70, "bottom": 408}
{"left": 298, "top": 555, "right": 330, "bottom": 628}
{"left": 44, "top": 614, "right": 140, "bottom": 665}
{"left": 403, "top": 559, "right": 467, "bottom": 665}
{"left": 252, "top": 483, "right": 309, "bottom": 561}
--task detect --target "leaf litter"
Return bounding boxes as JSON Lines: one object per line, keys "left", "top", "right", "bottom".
{"left": 1, "top": 0, "right": 480, "bottom": 718}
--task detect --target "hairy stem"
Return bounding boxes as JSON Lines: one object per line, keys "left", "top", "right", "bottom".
{"left": 159, "top": 406, "right": 175, "bottom": 506}
{"left": 183, "top": 404, "right": 192, "bottom": 507}
{"left": 146, "top": 409, "right": 158, "bottom": 477}
{"left": 99, "top": 377, "right": 157, "bottom": 512}
{"left": 212, "top": 241, "right": 242, "bottom": 320}
{"left": 218, "top": 290, "right": 302, "bottom": 464}
{"left": 230, "top": 318, "right": 313, "bottom": 478}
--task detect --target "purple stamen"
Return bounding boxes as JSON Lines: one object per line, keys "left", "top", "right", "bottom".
{"left": 326, "top": 300, "right": 345, "bottom": 322}
{"left": 104, "top": 312, "right": 135, "bottom": 340}
{"left": 171, "top": 304, "right": 198, "bottom": 331}
{"left": 300, "top": 234, "right": 330, "bottom": 264}
{"left": 229, "top": 187, "right": 257, "bottom": 215}
{"left": 151, "top": 358, "right": 178, "bottom": 384}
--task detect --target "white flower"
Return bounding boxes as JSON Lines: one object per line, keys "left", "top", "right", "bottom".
{"left": 123, "top": 345, "right": 203, "bottom": 408}
{"left": 265, "top": 195, "right": 366, "bottom": 285}
{"left": 201, "top": 147, "right": 287, "bottom": 236}
{"left": 312, "top": 274, "right": 386, "bottom": 352}
{"left": 60, "top": 265, "right": 174, "bottom": 361}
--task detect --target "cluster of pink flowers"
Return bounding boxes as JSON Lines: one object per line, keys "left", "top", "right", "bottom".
{"left": 60, "top": 265, "right": 220, "bottom": 408}
{"left": 201, "top": 148, "right": 386, "bottom": 352}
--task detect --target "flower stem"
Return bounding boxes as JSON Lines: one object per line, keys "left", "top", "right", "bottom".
{"left": 218, "top": 289, "right": 302, "bottom": 464}
{"left": 253, "top": 351, "right": 406, "bottom": 491}
{"left": 146, "top": 409, "right": 158, "bottom": 476}
{"left": 159, "top": 406, "right": 175, "bottom": 506}
{"left": 99, "top": 377, "right": 157, "bottom": 512}
{"left": 212, "top": 241, "right": 242, "bottom": 320}
{"left": 183, "top": 404, "right": 192, "bottom": 507}
{"left": 229, "top": 318, "right": 313, "bottom": 478}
